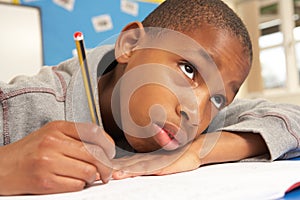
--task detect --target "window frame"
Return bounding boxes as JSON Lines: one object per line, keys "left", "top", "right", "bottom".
{"left": 234, "top": 0, "right": 300, "bottom": 105}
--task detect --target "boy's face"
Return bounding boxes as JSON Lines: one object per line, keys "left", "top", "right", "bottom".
{"left": 113, "top": 24, "right": 250, "bottom": 153}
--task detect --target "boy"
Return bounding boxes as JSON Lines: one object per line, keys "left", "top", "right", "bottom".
{"left": 0, "top": 0, "right": 300, "bottom": 195}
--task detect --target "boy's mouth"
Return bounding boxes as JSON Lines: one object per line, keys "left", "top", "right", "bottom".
{"left": 152, "top": 123, "right": 187, "bottom": 151}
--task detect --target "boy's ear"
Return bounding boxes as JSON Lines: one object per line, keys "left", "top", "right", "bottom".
{"left": 115, "top": 21, "right": 145, "bottom": 63}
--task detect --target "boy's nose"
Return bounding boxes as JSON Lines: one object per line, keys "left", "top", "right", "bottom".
{"left": 176, "top": 104, "right": 199, "bottom": 126}
{"left": 180, "top": 110, "right": 190, "bottom": 121}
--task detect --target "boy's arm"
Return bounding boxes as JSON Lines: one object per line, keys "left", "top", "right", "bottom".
{"left": 113, "top": 130, "right": 268, "bottom": 179}
{"left": 113, "top": 98, "right": 300, "bottom": 178}
{"left": 209, "top": 98, "right": 300, "bottom": 161}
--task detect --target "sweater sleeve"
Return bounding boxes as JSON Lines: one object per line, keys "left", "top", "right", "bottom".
{"left": 208, "top": 98, "right": 300, "bottom": 161}
{"left": 0, "top": 66, "right": 71, "bottom": 146}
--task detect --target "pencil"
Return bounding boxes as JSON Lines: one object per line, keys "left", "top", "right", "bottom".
{"left": 74, "top": 31, "right": 100, "bottom": 125}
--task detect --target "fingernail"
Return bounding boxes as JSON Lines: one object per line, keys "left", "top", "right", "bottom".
{"left": 117, "top": 170, "right": 125, "bottom": 177}
{"left": 103, "top": 174, "right": 112, "bottom": 184}
{"left": 96, "top": 172, "right": 100, "bottom": 181}
{"left": 88, "top": 173, "right": 97, "bottom": 184}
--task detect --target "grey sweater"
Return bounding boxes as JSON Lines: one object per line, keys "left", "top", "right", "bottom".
{"left": 0, "top": 45, "right": 300, "bottom": 161}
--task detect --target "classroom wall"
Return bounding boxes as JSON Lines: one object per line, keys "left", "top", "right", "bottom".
{"left": 20, "top": 0, "right": 159, "bottom": 66}
{"left": 231, "top": 0, "right": 300, "bottom": 105}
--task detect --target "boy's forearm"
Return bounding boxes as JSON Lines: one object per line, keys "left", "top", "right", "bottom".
{"left": 193, "top": 131, "right": 269, "bottom": 166}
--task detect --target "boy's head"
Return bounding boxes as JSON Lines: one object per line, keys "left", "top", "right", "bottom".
{"left": 105, "top": 0, "right": 253, "bottom": 153}
{"left": 142, "top": 0, "right": 253, "bottom": 68}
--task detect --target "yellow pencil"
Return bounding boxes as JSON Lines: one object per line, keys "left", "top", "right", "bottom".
{"left": 74, "top": 31, "right": 100, "bottom": 125}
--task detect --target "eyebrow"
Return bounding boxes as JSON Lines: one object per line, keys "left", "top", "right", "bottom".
{"left": 187, "top": 48, "right": 243, "bottom": 102}
{"left": 198, "top": 48, "right": 215, "bottom": 64}
{"left": 180, "top": 47, "right": 215, "bottom": 64}
{"left": 182, "top": 48, "right": 216, "bottom": 74}
{"left": 228, "top": 80, "right": 240, "bottom": 96}
{"left": 195, "top": 49, "right": 242, "bottom": 96}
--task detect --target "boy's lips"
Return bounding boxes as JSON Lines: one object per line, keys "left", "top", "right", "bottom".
{"left": 152, "top": 123, "right": 187, "bottom": 151}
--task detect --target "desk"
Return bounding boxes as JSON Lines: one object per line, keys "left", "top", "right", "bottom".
{"left": 0, "top": 160, "right": 299, "bottom": 200}
{"left": 283, "top": 157, "right": 300, "bottom": 200}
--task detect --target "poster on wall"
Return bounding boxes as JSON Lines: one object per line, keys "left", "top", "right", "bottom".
{"left": 52, "top": 0, "right": 75, "bottom": 11}
{"left": 121, "top": 0, "right": 139, "bottom": 16}
{"left": 20, "top": 0, "right": 159, "bottom": 66}
{"left": 135, "top": 0, "right": 165, "bottom": 3}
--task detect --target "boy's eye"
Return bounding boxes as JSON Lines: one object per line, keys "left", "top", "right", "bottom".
{"left": 179, "top": 63, "right": 195, "bottom": 80}
{"left": 210, "top": 94, "right": 226, "bottom": 110}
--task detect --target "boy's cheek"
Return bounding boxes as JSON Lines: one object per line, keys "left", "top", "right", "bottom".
{"left": 127, "top": 85, "right": 177, "bottom": 125}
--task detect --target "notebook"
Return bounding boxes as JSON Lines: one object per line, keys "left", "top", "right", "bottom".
{"left": 1, "top": 160, "right": 300, "bottom": 200}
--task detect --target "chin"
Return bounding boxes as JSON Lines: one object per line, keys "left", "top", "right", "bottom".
{"left": 126, "top": 136, "right": 161, "bottom": 153}
{"left": 134, "top": 145, "right": 161, "bottom": 153}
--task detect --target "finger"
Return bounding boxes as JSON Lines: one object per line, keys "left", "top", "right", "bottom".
{"left": 112, "top": 156, "right": 143, "bottom": 170}
{"left": 74, "top": 122, "right": 116, "bottom": 159}
{"left": 32, "top": 174, "right": 86, "bottom": 195}
{"left": 113, "top": 169, "right": 145, "bottom": 180}
{"left": 48, "top": 154, "right": 98, "bottom": 185}
{"left": 114, "top": 154, "right": 201, "bottom": 179}
{"left": 112, "top": 161, "right": 181, "bottom": 180}
{"left": 83, "top": 143, "right": 113, "bottom": 183}
{"left": 46, "top": 121, "right": 115, "bottom": 159}
{"left": 60, "top": 139, "right": 113, "bottom": 183}
{"left": 112, "top": 160, "right": 163, "bottom": 180}
{"left": 112, "top": 153, "right": 161, "bottom": 170}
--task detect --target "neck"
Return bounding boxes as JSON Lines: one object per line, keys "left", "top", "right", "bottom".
{"left": 98, "top": 63, "right": 133, "bottom": 152}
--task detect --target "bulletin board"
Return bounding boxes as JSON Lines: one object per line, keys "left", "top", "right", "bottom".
{"left": 20, "top": 0, "right": 159, "bottom": 66}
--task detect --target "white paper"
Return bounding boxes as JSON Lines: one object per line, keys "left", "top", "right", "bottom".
{"left": 121, "top": 0, "right": 139, "bottom": 16}
{"left": 1, "top": 161, "right": 300, "bottom": 200}
{"left": 91, "top": 14, "right": 113, "bottom": 32}
{"left": 52, "top": 0, "right": 75, "bottom": 12}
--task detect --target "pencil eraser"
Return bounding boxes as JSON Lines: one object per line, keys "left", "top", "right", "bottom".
{"left": 74, "top": 31, "right": 84, "bottom": 40}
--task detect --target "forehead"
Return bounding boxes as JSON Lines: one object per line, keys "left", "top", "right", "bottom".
{"left": 184, "top": 26, "right": 250, "bottom": 91}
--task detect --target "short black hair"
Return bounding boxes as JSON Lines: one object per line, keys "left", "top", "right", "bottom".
{"left": 142, "top": 0, "right": 253, "bottom": 66}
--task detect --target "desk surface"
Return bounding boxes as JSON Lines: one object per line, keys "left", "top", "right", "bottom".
{"left": 0, "top": 159, "right": 299, "bottom": 200}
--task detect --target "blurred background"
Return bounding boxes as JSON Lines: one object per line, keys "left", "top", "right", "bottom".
{"left": 0, "top": 0, "right": 299, "bottom": 105}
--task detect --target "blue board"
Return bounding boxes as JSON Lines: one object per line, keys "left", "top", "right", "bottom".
{"left": 20, "top": 0, "right": 158, "bottom": 66}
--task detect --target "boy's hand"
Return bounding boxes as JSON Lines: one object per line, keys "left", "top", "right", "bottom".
{"left": 112, "top": 142, "right": 201, "bottom": 179}
{"left": 112, "top": 131, "right": 268, "bottom": 180}
{"left": 0, "top": 121, "right": 115, "bottom": 195}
